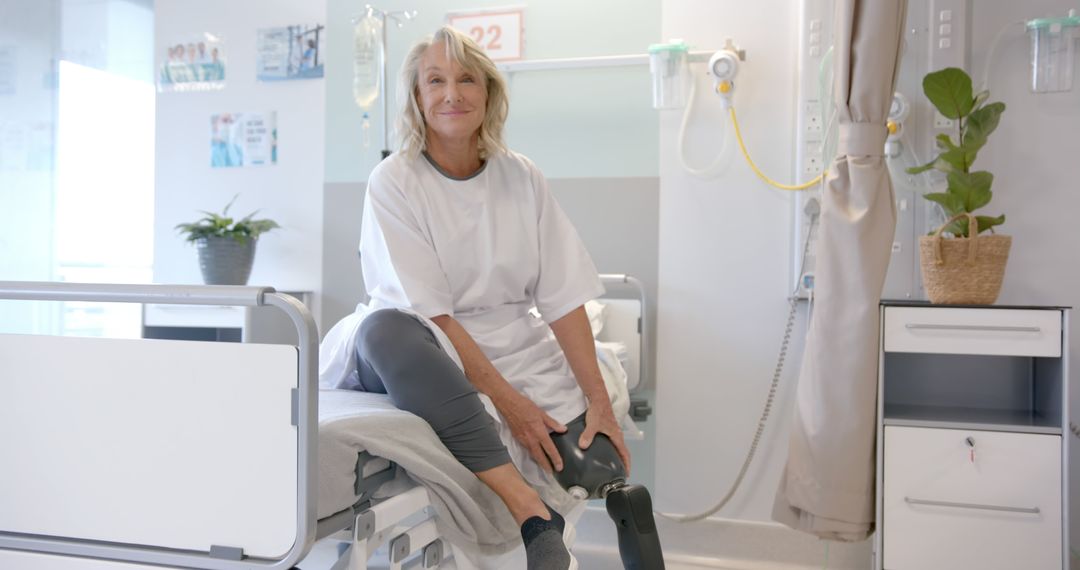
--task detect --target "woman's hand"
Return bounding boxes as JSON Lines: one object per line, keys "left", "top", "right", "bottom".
{"left": 498, "top": 392, "right": 568, "bottom": 473}
{"left": 580, "top": 402, "right": 632, "bottom": 476}
{"left": 547, "top": 305, "right": 632, "bottom": 474}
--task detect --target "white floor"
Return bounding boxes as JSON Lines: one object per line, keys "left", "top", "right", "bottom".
{"left": 297, "top": 504, "right": 872, "bottom": 570}
{"left": 569, "top": 505, "right": 870, "bottom": 570}
{"left": 299, "top": 543, "right": 852, "bottom": 570}
{"left": 573, "top": 546, "right": 827, "bottom": 569}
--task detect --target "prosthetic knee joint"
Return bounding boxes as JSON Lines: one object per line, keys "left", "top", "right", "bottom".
{"left": 551, "top": 414, "right": 665, "bottom": 569}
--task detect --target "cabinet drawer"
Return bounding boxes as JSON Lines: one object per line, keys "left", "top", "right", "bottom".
{"left": 883, "top": 426, "right": 1061, "bottom": 570}
{"left": 883, "top": 306, "right": 1061, "bottom": 357}
{"left": 143, "top": 303, "right": 245, "bottom": 328}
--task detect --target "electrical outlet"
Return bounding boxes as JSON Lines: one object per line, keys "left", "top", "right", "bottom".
{"left": 805, "top": 155, "right": 823, "bottom": 174}
{"left": 806, "top": 113, "right": 823, "bottom": 133}
{"left": 929, "top": 0, "right": 969, "bottom": 71}
{"left": 933, "top": 111, "right": 955, "bottom": 129}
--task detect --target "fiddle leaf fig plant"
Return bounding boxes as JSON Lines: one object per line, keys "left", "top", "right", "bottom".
{"left": 175, "top": 194, "right": 280, "bottom": 245}
{"left": 907, "top": 67, "right": 1006, "bottom": 238}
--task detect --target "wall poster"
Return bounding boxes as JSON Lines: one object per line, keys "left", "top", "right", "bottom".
{"left": 256, "top": 24, "right": 325, "bottom": 81}
{"left": 210, "top": 112, "right": 277, "bottom": 168}
{"left": 160, "top": 33, "right": 226, "bottom": 92}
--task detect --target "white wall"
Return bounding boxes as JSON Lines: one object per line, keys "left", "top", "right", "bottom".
{"left": 153, "top": 0, "right": 326, "bottom": 317}
{"left": 322, "top": 0, "right": 659, "bottom": 184}
{"left": 656, "top": 0, "right": 804, "bottom": 521}
{"left": 968, "top": 0, "right": 1080, "bottom": 551}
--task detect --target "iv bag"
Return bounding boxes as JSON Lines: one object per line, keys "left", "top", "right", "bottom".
{"left": 353, "top": 14, "right": 383, "bottom": 110}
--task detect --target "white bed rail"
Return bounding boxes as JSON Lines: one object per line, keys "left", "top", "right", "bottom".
{"left": 0, "top": 281, "right": 319, "bottom": 570}
{"left": 0, "top": 281, "right": 272, "bottom": 307}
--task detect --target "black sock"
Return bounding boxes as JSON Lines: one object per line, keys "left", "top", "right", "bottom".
{"left": 520, "top": 505, "right": 571, "bottom": 570}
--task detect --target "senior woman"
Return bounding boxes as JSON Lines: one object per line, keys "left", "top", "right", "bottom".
{"left": 320, "top": 26, "right": 628, "bottom": 569}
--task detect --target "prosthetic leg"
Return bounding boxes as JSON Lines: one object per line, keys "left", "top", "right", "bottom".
{"left": 551, "top": 413, "right": 665, "bottom": 570}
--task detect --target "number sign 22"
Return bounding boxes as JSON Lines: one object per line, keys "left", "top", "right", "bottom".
{"left": 469, "top": 24, "right": 502, "bottom": 51}
{"left": 447, "top": 10, "right": 523, "bottom": 61}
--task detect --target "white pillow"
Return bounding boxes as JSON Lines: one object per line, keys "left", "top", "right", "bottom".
{"left": 584, "top": 300, "right": 606, "bottom": 338}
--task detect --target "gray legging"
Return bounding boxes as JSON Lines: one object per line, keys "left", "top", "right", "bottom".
{"left": 354, "top": 308, "right": 512, "bottom": 472}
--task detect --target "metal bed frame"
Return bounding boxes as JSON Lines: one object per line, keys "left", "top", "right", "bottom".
{"left": 0, "top": 276, "right": 650, "bottom": 569}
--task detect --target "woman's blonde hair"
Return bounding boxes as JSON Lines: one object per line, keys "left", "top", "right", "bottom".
{"left": 396, "top": 26, "right": 509, "bottom": 159}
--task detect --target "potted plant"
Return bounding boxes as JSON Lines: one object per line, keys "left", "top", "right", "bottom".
{"left": 175, "top": 194, "right": 280, "bottom": 285}
{"left": 906, "top": 67, "right": 1009, "bottom": 304}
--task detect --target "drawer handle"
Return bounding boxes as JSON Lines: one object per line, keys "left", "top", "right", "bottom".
{"left": 153, "top": 305, "right": 240, "bottom": 311}
{"left": 905, "top": 497, "right": 1040, "bottom": 514}
{"left": 905, "top": 323, "right": 1042, "bottom": 333}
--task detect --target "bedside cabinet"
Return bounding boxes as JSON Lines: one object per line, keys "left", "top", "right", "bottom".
{"left": 142, "top": 290, "right": 312, "bottom": 345}
{"left": 875, "top": 303, "right": 1069, "bottom": 570}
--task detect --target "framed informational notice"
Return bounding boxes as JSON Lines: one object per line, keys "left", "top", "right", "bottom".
{"left": 256, "top": 24, "right": 325, "bottom": 81}
{"left": 160, "top": 33, "right": 226, "bottom": 92}
{"left": 447, "top": 8, "right": 524, "bottom": 61}
{"left": 210, "top": 112, "right": 277, "bottom": 168}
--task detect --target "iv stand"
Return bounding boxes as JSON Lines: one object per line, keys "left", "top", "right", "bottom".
{"left": 358, "top": 5, "right": 418, "bottom": 159}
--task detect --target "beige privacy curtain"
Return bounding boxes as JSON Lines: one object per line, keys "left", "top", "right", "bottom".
{"left": 772, "top": 0, "right": 907, "bottom": 542}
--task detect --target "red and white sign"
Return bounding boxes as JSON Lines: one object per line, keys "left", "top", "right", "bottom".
{"left": 447, "top": 9, "right": 524, "bottom": 62}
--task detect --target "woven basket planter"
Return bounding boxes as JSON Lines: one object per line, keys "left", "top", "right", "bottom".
{"left": 919, "top": 213, "right": 1011, "bottom": 305}
{"left": 195, "top": 236, "right": 257, "bottom": 285}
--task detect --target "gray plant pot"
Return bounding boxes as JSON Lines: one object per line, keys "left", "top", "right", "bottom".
{"left": 195, "top": 236, "right": 257, "bottom": 285}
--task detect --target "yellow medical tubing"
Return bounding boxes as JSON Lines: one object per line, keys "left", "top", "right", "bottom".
{"left": 729, "top": 107, "right": 825, "bottom": 191}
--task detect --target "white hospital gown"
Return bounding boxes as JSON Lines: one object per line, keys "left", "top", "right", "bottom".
{"left": 320, "top": 149, "right": 605, "bottom": 441}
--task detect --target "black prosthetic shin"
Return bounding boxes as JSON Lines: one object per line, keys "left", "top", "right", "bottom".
{"left": 550, "top": 413, "right": 665, "bottom": 570}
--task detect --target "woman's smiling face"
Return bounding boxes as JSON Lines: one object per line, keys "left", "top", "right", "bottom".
{"left": 416, "top": 43, "right": 488, "bottom": 146}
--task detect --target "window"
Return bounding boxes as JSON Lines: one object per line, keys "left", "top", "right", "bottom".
{"left": 0, "top": 0, "right": 154, "bottom": 337}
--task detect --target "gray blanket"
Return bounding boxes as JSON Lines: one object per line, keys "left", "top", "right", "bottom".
{"left": 317, "top": 389, "right": 576, "bottom": 558}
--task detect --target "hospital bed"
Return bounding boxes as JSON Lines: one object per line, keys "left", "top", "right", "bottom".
{"left": 0, "top": 275, "right": 649, "bottom": 570}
